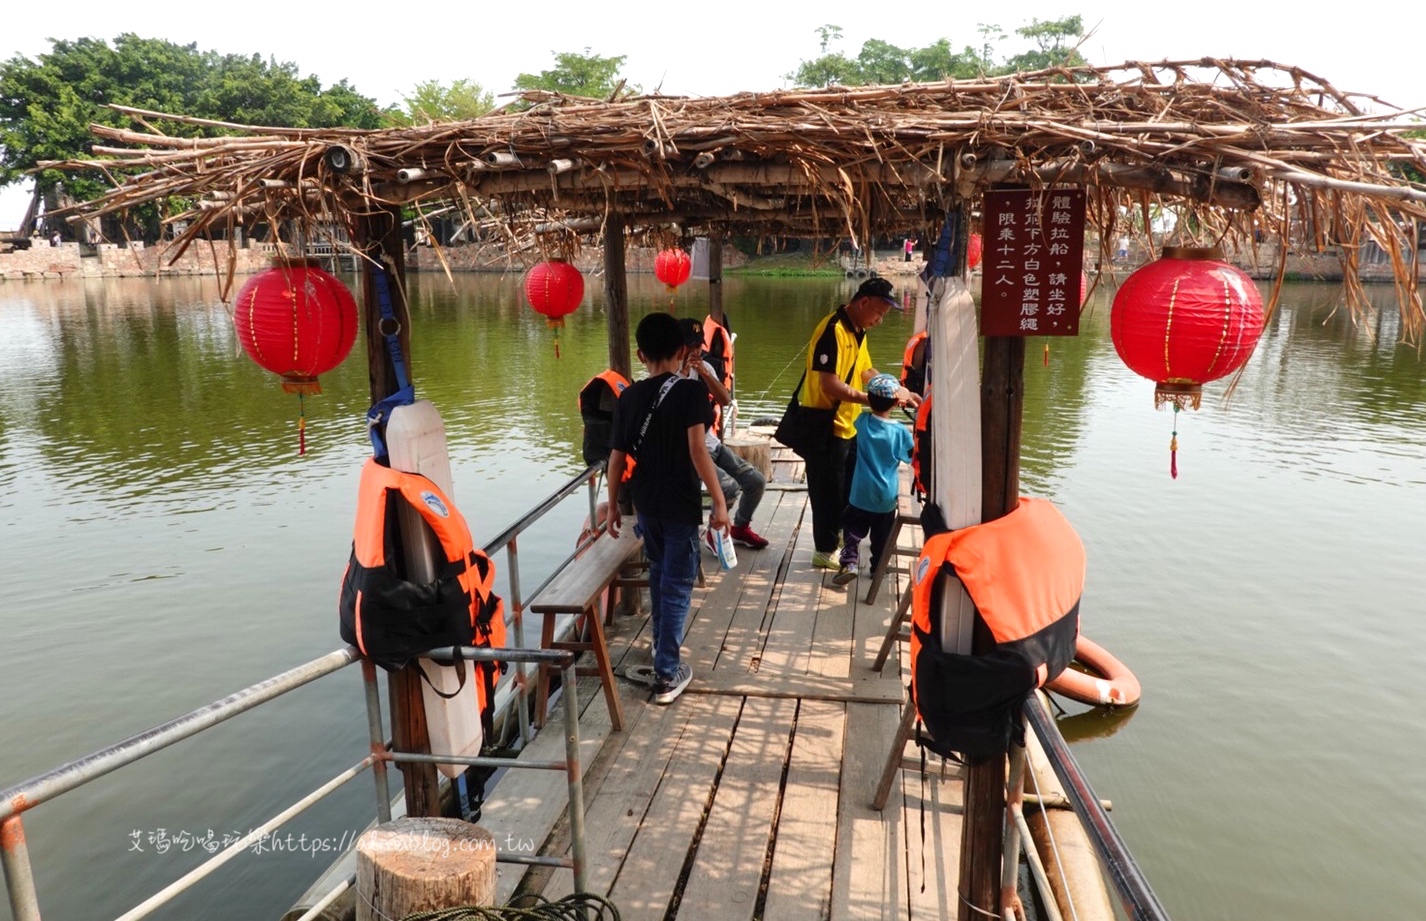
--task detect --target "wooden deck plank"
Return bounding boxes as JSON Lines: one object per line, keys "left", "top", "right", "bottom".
{"left": 605, "top": 695, "right": 744, "bottom": 921}
{"left": 538, "top": 691, "right": 722, "bottom": 902}
{"left": 479, "top": 477, "right": 971, "bottom": 921}
{"left": 485, "top": 685, "right": 613, "bottom": 904}
{"left": 676, "top": 696, "right": 794, "bottom": 921}
{"left": 831, "top": 702, "right": 905, "bottom": 921}
{"left": 762, "top": 699, "right": 846, "bottom": 921}
{"left": 902, "top": 754, "right": 965, "bottom": 920}
{"left": 756, "top": 494, "right": 823, "bottom": 677}
{"left": 808, "top": 542, "right": 854, "bottom": 679}
{"left": 687, "top": 672, "right": 902, "bottom": 704}
{"left": 691, "top": 489, "right": 804, "bottom": 679}
{"left": 702, "top": 491, "right": 806, "bottom": 678}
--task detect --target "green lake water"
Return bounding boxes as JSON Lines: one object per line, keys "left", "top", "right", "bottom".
{"left": 1, "top": 269, "right": 1424, "bottom": 920}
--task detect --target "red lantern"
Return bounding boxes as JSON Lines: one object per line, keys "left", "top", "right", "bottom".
{"left": 967, "top": 233, "right": 983, "bottom": 269}
{"left": 654, "top": 248, "right": 691, "bottom": 291}
{"left": 1110, "top": 247, "right": 1264, "bottom": 410}
{"left": 233, "top": 260, "right": 358, "bottom": 455}
{"left": 234, "top": 262, "right": 358, "bottom": 395}
{"left": 524, "top": 259, "right": 585, "bottom": 357}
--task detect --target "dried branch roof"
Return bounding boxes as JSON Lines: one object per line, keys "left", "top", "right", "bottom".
{"left": 46, "top": 58, "right": 1426, "bottom": 332}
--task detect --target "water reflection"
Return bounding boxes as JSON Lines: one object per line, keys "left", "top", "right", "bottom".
{"left": 3, "top": 269, "right": 1426, "bottom": 921}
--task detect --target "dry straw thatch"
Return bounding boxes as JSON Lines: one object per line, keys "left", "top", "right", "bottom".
{"left": 45, "top": 58, "right": 1426, "bottom": 336}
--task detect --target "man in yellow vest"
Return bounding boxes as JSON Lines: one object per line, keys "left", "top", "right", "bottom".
{"left": 798, "top": 276, "right": 919, "bottom": 570}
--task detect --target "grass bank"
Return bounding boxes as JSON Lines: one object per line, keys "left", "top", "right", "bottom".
{"left": 727, "top": 252, "right": 845, "bottom": 277}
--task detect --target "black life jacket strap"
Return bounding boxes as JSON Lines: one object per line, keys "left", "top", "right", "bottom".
{"left": 414, "top": 647, "right": 468, "bottom": 700}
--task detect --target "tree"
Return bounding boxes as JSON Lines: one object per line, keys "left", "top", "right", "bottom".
{"left": 387, "top": 80, "right": 495, "bottom": 126}
{"left": 1001, "top": 16, "right": 1089, "bottom": 73}
{"left": 512, "top": 49, "right": 636, "bottom": 101}
{"left": 788, "top": 26, "right": 986, "bottom": 87}
{"left": 0, "top": 34, "right": 385, "bottom": 231}
{"left": 786, "top": 16, "right": 1089, "bottom": 88}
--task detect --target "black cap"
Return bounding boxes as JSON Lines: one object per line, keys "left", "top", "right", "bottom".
{"left": 853, "top": 276, "right": 897, "bottom": 306}
{"left": 681, "top": 316, "right": 705, "bottom": 347}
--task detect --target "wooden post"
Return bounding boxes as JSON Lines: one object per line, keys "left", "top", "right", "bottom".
{"left": 708, "top": 233, "right": 725, "bottom": 324}
{"left": 920, "top": 202, "right": 1012, "bottom": 921}
{"left": 356, "top": 204, "right": 441, "bottom": 819}
{"left": 603, "top": 214, "right": 631, "bottom": 378}
{"left": 355, "top": 818, "right": 496, "bottom": 920}
{"left": 957, "top": 335, "right": 1023, "bottom": 920}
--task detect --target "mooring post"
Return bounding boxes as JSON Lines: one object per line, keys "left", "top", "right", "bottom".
{"left": 356, "top": 204, "right": 442, "bottom": 818}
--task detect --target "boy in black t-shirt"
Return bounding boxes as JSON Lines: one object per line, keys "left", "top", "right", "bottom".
{"left": 607, "top": 313, "right": 729, "bottom": 705}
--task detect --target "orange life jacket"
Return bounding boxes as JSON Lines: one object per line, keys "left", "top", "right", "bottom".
{"left": 901, "top": 331, "right": 927, "bottom": 395}
{"left": 339, "top": 458, "right": 507, "bottom": 727}
{"left": 579, "top": 370, "right": 634, "bottom": 480}
{"left": 703, "top": 317, "right": 734, "bottom": 439}
{"left": 702, "top": 316, "right": 734, "bottom": 391}
{"left": 909, "top": 497, "right": 1083, "bottom": 762}
{"left": 911, "top": 395, "right": 932, "bottom": 500}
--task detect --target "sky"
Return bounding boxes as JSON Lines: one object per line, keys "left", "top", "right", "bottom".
{"left": 3, "top": 0, "right": 1423, "bottom": 230}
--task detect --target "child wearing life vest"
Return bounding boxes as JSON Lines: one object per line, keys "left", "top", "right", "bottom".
{"left": 678, "top": 317, "right": 770, "bottom": 551}
{"left": 607, "top": 313, "right": 729, "bottom": 705}
{"left": 834, "top": 373, "right": 914, "bottom": 586}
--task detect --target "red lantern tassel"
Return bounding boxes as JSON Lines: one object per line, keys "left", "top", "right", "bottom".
{"left": 298, "top": 392, "right": 307, "bottom": 456}
{"left": 1043, "top": 342, "right": 1050, "bottom": 367}
{"left": 554, "top": 336, "right": 561, "bottom": 359}
{"left": 1169, "top": 406, "right": 1179, "bottom": 479}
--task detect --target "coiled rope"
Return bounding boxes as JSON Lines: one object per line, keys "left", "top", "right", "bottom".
{"left": 395, "top": 892, "right": 620, "bottom": 921}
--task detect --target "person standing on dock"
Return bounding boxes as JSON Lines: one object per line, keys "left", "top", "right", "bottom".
{"left": 679, "top": 318, "right": 770, "bottom": 551}
{"left": 607, "top": 312, "right": 729, "bottom": 705}
{"left": 797, "top": 277, "right": 919, "bottom": 571}
{"left": 833, "top": 374, "right": 913, "bottom": 586}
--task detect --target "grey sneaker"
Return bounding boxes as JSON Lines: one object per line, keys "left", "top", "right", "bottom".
{"left": 832, "top": 564, "right": 858, "bottom": 586}
{"left": 652, "top": 662, "right": 693, "bottom": 705}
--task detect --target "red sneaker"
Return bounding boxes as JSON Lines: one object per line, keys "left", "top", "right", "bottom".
{"left": 729, "top": 524, "right": 769, "bottom": 550}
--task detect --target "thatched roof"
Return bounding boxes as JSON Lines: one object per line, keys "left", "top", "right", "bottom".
{"left": 47, "top": 58, "right": 1426, "bottom": 332}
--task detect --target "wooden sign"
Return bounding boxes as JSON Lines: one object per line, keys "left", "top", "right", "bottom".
{"left": 980, "top": 188, "right": 1086, "bottom": 337}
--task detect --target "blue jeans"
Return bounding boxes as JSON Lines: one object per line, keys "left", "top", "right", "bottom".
{"left": 709, "top": 442, "right": 765, "bottom": 528}
{"left": 635, "top": 514, "right": 700, "bottom": 681}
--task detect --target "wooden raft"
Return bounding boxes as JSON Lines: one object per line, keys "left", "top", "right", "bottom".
{"left": 493, "top": 486, "right": 963, "bottom": 919}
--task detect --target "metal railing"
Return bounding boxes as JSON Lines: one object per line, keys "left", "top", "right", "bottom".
{"left": 0, "top": 464, "right": 610, "bottom": 921}
{"left": 1021, "top": 693, "right": 1173, "bottom": 921}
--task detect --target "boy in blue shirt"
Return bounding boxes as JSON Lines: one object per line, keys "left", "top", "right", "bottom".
{"left": 834, "top": 374, "right": 913, "bottom": 586}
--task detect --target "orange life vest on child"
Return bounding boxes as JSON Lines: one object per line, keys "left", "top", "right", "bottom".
{"left": 339, "top": 458, "right": 507, "bottom": 726}
{"left": 703, "top": 316, "right": 735, "bottom": 439}
{"left": 909, "top": 497, "right": 1083, "bottom": 762}
{"left": 579, "top": 370, "right": 635, "bottom": 480}
{"left": 911, "top": 395, "right": 933, "bottom": 501}
{"left": 901, "top": 331, "right": 928, "bottom": 396}
{"left": 702, "top": 316, "right": 735, "bottom": 391}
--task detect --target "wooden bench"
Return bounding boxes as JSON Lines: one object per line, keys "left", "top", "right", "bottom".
{"left": 529, "top": 528, "right": 642, "bottom": 732}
